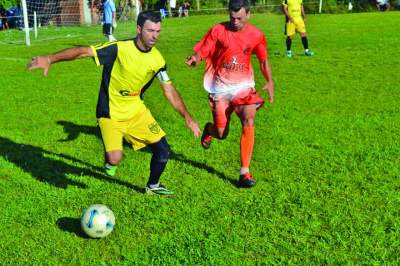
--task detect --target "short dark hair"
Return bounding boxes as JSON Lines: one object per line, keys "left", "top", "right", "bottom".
{"left": 137, "top": 10, "right": 161, "bottom": 28}
{"left": 228, "top": 0, "right": 251, "bottom": 12}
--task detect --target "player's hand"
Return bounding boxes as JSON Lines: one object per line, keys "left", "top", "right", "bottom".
{"left": 112, "top": 21, "right": 117, "bottom": 28}
{"left": 27, "top": 56, "right": 51, "bottom": 76}
{"left": 186, "top": 118, "right": 201, "bottom": 138}
{"left": 263, "top": 81, "right": 274, "bottom": 104}
{"left": 185, "top": 54, "right": 199, "bottom": 67}
{"left": 289, "top": 16, "right": 294, "bottom": 23}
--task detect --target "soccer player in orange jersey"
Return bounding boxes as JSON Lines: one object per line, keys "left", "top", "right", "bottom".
{"left": 186, "top": 0, "right": 274, "bottom": 188}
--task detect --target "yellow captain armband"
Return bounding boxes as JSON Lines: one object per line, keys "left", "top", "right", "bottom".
{"left": 162, "top": 80, "right": 173, "bottom": 85}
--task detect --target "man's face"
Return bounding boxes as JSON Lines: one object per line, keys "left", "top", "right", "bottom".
{"left": 229, "top": 7, "right": 250, "bottom": 31}
{"left": 137, "top": 20, "right": 161, "bottom": 50}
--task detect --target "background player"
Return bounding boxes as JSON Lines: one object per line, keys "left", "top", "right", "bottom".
{"left": 282, "top": 0, "right": 314, "bottom": 58}
{"left": 102, "top": 0, "right": 117, "bottom": 41}
{"left": 28, "top": 11, "right": 200, "bottom": 196}
{"left": 186, "top": 0, "right": 274, "bottom": 188}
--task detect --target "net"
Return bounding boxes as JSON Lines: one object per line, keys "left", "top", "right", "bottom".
{"left": 26, "top": 0, "right": 93, "bottom": 27}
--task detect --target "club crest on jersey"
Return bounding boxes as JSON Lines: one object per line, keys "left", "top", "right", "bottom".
{"left": 223, "top": 56, "right": 244, "bottom": 71}
{"left": 148, "top": 122, "right": 161, "bottom": 134}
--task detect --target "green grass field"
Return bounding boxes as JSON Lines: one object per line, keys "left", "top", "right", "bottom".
{"left": 0, "top": 11, "right": 399, "bottom": 264}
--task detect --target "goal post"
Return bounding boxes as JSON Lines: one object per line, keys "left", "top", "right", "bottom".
{"left": 21, "top": 0, "right": 30, "bottom": 46}
{"left": 21, "top": 0, "right": 96, "bottom": 46}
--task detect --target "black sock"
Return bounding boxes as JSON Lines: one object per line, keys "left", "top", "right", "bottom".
{"left": 286, "top": 37, "right": 292, "bottom": 51}
{"left": 147, "top": 137, "right": 170, "bottom": 186}
{"left": 301, "top": 36, "right": 309, "bottom": 50}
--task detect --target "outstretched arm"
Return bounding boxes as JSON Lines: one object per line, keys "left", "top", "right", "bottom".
{"left": 161, "top": 83, "right": 201, "bottom": 137}
{"left": 259, "top": 59, "right": 274, "bottom": 104}
{"left": 27, "top": 46, "right": 94, "bottom": 76}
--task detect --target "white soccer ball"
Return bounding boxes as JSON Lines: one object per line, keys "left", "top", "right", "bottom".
{"left": 81, "top": 204, "right": 115, "bottom": 238}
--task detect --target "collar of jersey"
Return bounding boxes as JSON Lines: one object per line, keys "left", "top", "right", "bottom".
{"left": 133, "top": 38, "right": 153, "bottom": 53}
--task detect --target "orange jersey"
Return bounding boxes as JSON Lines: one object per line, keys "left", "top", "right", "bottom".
{"left": 194, "top": 22, "right": 268, "bottom": 94}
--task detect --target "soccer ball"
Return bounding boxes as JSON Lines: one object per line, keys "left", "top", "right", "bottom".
{"left": 81, "top": 204, "right": 115, "bottom": 238}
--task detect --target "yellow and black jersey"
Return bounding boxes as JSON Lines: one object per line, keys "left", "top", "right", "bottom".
{"left": 282, "top": 0, "right": 303, "bottom": 19}
{"left": 90, "top": 39, "right": 171, "bottom": 121}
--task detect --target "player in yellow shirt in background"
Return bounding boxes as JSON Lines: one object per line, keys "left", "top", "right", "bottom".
{"left": 282, "top": 0, "right": 314, "bottom": 58}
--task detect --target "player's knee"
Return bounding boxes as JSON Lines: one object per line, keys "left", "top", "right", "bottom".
{"left": 216, "top": 129, "right": 229, "bottom": 139}
{"left": 151, "top": 137, "right": 170, "bottom": 163}
{"left": 106, "top": 151, "right": 122, "bottom": 165}
{"left": 242, "top": 118, "right": 255, "bottom": 127}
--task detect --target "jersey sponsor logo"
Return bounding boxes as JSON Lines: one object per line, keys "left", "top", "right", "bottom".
{"left": 119, "top": 90, "right": 140, "bottom": 96}
{"left": 148, "top": 122, "right": 161, "bottom": 134}
{"left": 223, "top": 56, "right": 245, "bottom": 72}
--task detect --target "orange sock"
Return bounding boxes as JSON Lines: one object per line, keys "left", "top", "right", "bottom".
{"left": 240, "top": 126, "right": 255, "bottom": 169}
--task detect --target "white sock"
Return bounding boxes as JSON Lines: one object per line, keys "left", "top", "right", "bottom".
{"left": 240, "top": 167, "right": 249, "bottom": 175}
{"left": 149, "top": 183, "right": 160, "bottom": 189}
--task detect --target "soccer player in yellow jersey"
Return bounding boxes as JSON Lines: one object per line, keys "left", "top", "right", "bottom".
{"left": 27, "top": 11, "right": 201, "bottom": 196}
{"left": 282, "top": 0, "right": 314, "bottom": 58}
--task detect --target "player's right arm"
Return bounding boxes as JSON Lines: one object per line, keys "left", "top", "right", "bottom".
{"left": 185, "top": 53, "right": 201, "bottom": 67}
{"left": 27, "top": 47, "right": 94, "bottom": 76}
{"left": 282, "top": 1, "right": 293, "bottom": 22}
{"left": 186, "top": 25, "right": 218, "bottom": 67}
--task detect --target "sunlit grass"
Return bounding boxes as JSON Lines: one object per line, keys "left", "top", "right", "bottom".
{"left": 0, "top": 12, "right": 399, "bottom": 264}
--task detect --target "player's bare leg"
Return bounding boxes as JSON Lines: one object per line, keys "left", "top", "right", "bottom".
{"left": 201, "top": 97, "right": 232, "bottom": 149}
{"left": 201, "top": 120, "right": 230, "bottom": 149}
{"left": 237, "top": 104, "right": 257, "bottom": 188}
{"left": 104, "top": 150, "right": 122, "bottom": 177}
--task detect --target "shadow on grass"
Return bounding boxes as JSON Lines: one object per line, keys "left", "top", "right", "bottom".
{"left": 0, "top": 136, "right": 143, "bottom": 192}
{"left": 169, "top": 151, "right": 237, "bottom": 186}
{"left": 56, "top": 120, "right": 237, "bottom": 186}
{"left": 56, "top": 217, "right": 90, "bottom": 238}
{"left": 56, "top": 121, "right": 101, "bottom": 142}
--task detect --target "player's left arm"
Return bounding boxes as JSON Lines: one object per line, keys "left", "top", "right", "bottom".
{"left": 161, "top": 82, "right": 201, "bottom": 137}
{"left": 254, "top": 36, "right": 274, "bottom": 103}
{"left": 259, "top": 59, "right": 274, "bottom": 104}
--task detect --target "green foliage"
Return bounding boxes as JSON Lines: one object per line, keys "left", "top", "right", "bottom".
{"left": 0, "top": 12, "right": 399, "bottom": 264}
{"left": 0, "top": 0, "right": 18, "bottom": 9}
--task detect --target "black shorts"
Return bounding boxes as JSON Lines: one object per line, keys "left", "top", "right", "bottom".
{"left": 103, "top": 23, "right": 112, "bottom": 35}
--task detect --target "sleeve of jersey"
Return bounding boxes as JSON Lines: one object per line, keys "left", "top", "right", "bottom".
{"left": 90, "top": 43, "right": 118, "bottom": 66}
{"left": 253, "top": 35, "right": 268, "bottom": 61}
{"left": 193, "top": 27, "right": 218, "bottom": 59}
